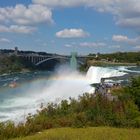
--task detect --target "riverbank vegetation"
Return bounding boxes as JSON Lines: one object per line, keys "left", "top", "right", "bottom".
{"left": 89, "top": 52, "right": 140, "bottom": 64}
{"left": 0, "top": 55, "right": 35, "bottom": 74}
{"left": 0, "top": 76, "right": 140, "bottom": 139}
{"left": 80, "top": 52, "right": 140, "bottom": 71}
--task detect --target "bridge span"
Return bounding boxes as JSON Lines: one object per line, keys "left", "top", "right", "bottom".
{"left": 18, "top": 53, "right": 95, "bottom": 67}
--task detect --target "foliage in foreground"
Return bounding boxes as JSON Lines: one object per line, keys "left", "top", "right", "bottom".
{"left": 0, "top": 76, "right": 140, "bottom": 139}
{"left": 127, "top": 76, "right": 140, "bottom": 109}
{"left": 12, "top": 127, "right": 140, "bottom": 140}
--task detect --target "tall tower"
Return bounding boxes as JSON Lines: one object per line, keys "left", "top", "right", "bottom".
{"left": 70, "top": 52, "right": 77, "bottom": 70}
{"left": 14, "top": 47, "right": 18, "bottom": 55}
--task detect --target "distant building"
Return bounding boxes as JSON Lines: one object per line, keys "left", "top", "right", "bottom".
{"left": 95, "top": 52, "right": 100, "bottom": 60}
{"left": 95, "top": 54, "right": 98, "bottom": 58}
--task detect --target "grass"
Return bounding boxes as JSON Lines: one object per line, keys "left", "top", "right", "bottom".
{"left": 12, "top": 127, "right": 140, "bottom": 140}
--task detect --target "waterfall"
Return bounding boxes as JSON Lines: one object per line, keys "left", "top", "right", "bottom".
{"left": 86, "top": 66, "right": 127, "bottom": 84}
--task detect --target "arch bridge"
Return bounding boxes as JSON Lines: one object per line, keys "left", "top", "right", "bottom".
{"left": 18, "top": 52, "right": 94, "bottom": 68}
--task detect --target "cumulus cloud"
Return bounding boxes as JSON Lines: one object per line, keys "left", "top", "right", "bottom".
{"left": 0, "top": 25, "right": 36, "bottom": 34}
{"left": 32, "top": 0, "right": 140, "bottom": 30}
{"left": 0, "top": 4, "right": 53, "bottom": 25}
{"left": 112, "top": 35, "right": 140, "bottom": 46}
{"left": 114, "top": 0, "right": 140, "bottom": 29}
{"left": 0, "top": 4, "right": 53, "bottom": 34}
{"left": 56, "top": 29, "right": 89, "bottom": 38}
{"left": 0, "top": 38, "right": 10, "bottom": 43}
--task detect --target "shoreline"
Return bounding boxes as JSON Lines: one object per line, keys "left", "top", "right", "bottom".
{"left": 87, "top": 60, "right": 137, "bottom": 67}
{"left": 0, "top": 68, "right": 31, "bottom": 77}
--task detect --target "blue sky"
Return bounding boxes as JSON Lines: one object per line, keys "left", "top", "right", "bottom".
{"left": 0, "top": 0, "right": 140, "bottom": 54}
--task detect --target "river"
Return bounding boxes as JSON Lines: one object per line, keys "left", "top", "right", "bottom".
{"left": 0, "top": 65, "right": 140, "bottom": 123}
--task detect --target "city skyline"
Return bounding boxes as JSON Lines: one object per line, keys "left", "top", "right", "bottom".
{"left": 0, "top": 0, "right": 140, "bottom": 55}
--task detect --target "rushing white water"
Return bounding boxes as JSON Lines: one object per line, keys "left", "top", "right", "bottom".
{"left": 86, "top": 66, "right": 127, "bottom": 84}
{"left": 0, "top": 65, "right": 133, "bottom": 123}
{"left": 116, "top": 66, "right": 140, "bottom": 73}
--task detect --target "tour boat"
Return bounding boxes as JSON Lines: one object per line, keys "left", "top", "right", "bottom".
{"left": 9, "top": 81, "right": 17, "bottom": 88}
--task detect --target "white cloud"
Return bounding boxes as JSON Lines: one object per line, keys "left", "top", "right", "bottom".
{"left": 64, "top": 44, "right": 74, "bottom": 48}
{"left": 109, "top": 45, "right": 121, "bottom": 49}
{"left": 33, "top": 0, "right": 83, "bottom": 7}
{"left": 32, "top": 0, "right": 140, "bottom": 30}
{"left": 0, "top": 0, "right": 139, "bottom": 35}
{"left": 79, "top": 42, "right": 106, "bottom": 48}
{"left": 32, "top": 0, "right": 113, "bottom": 9}
{"left": 64, "top": 41, "right": 106, "bottom": 48}
{"left": 112, "top": 35, "right": 140, "bottom": 46}
{"left": 0, "top": 4, "right": 53, "bottom": 25}
{"left": 135, "top": 46, "right": 140, "bottom": 50}
{"left": 112, "top": 35, "right": 128, "bottom": 42}
{"left": 56, "top": 29, "right": 89, "bottom": 38}
{"left": 114, "top": 0, "right": 140, "bottom": 29}
{"left": 0, "top": 25, "right": 36, "bottom": 34}
{"left": 0, "top": 38, "right": 10, "bottom": 43}
{"left": 0, "top": 4, "right": 53, "bottom": 34}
